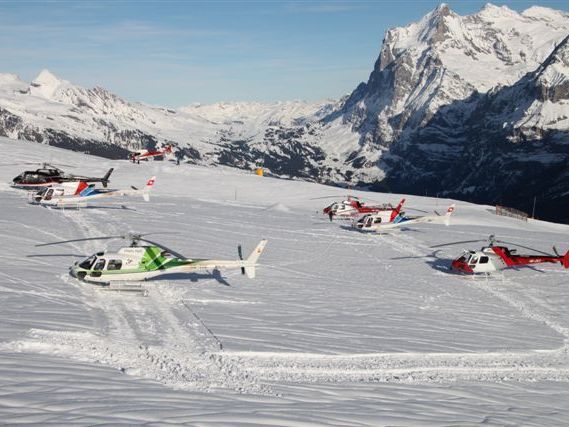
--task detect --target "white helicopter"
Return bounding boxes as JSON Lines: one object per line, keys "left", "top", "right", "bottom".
{"left": 352, "top": 204, "right": 455, "bottom": 233}
{"left": 35, "top": 233, "right": 268, "bottom": 291}
{"left": 30, "top": 176, "right": 156, "bottom": 208}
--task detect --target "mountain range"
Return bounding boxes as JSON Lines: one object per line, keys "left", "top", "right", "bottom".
{"left": 1, "top": 3, "right": 569, "bottom": 222}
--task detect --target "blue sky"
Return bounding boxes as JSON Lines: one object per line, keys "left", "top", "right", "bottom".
{"left": 0, "top": 0, "right": 567, "bottom": 106}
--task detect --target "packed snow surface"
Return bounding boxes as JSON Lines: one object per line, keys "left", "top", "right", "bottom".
{"left": 1, "top": 137, "right": 569, "bottom": 425}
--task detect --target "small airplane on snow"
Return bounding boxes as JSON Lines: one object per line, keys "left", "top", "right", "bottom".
{"left": 35, "top": 233, "right": 268, "bottom": 290}
{"left": 31, "top": 176, "right": 156, "bottom": 208}
{"left": 129, "top": 145, "right": 172, "bottom": 163}
{"left": 319, "top": 196, "right": 407, "bottom": 221}
{"left": 432, "top": 235, "right": 569, "bottom": 274}
{"left": 352, "top": 204, "right": 455, "bottom": 232}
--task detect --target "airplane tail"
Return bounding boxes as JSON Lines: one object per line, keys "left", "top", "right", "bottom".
{"left": 143, "top": 176, "right": 156, "bottom": 202}
{"left": 444, "top": 204, "right": 456, "bottom": 226}
{"left": 243, "top": 239, "right": 268, "bottom": 279}
{"left": 102, "top": 168, "right": 113, "bottom": 188}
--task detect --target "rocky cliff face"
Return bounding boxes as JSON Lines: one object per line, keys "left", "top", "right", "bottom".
{"left": 380, "top": 34, "right": 569, "bottom": 222}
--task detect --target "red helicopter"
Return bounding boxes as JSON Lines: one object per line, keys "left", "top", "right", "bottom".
{"left": 432, "top": 235, "right": 569, "bottom": 274}
{"left": 129, "top": 145, "right": 172, "bottom": 163}
{"left": 318, "top": 196, "right": 407, "bottom": 221}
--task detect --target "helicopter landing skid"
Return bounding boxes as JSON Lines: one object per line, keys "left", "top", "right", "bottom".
{"left": 99, "top": 282, "right": 148, "bottom": 296}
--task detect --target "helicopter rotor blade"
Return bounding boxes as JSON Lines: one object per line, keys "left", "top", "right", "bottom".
{"left": 430, "top": 239, "right": 486, "bottom": 249}
{"left": 35, "top": 235, "right": 123, "bottom": 247}
{"left": 495, "top": 240, "right": 555, "bottom": 257}
{"left": 26, "top": 253, "right": 87, "bottom": 258}
{"left": 406, "top": 207, "right": 429, "bottom": 214}
{"left": 310, "top": 195, "right": 357, "bottom": 200}
{"left": 138, "top": 238, "right": 187, "bottom": 259}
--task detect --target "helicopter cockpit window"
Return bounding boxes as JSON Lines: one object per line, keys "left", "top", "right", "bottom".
{"left": 79, "top": 255, "right": 96, "bottom": 270}
{"left": 44, "top": 189, "right": 54, "bottom": 200}
{"left": 107, "top": 260, "right": 122, "bottom": 271}
{"left": 479, "top": 256, "right": 489, "bottom": 264}
{"left": 94, "top": 259, "right": 106, "bottom": 271}
{"left": 28, "top": 174, "right": 42, "bottom": 183}
{"left": 469, "top": 256, "right": 478, "bottom": 265}
{"left": 373, "top": 217, "right": 382, "bottom": 224}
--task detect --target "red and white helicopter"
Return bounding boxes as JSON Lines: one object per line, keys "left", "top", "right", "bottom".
{"left": 320, "top": 196, "right": 407, "bottom": 221}
{"left": 352, "top": 204, "right": 455, "bottom": 233}
{"left": 31, "top": 176, "right": 156, "bottom": 208}
{"left": 129, "top": 145, "right": 172, "bottom": 163}
{"left": 432, "top": 235, "right": 569, "bottom": 274}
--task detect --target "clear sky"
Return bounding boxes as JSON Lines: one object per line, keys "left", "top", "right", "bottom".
{"left": 0, "top": 0, "right": 567, "bottom": 107}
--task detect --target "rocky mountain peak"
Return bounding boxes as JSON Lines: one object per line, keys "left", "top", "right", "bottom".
{"left": 30, "top": 69, "right": 70, "bottom": 99}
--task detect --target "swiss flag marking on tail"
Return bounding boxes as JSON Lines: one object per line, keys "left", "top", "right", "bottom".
{"left": 447, "top": 204, "right": 455, "bottom": 214}
{"left": 146, "top": 177, "right": 156, "bottom": 187}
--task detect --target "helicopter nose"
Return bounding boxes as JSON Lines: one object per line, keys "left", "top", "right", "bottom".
{"left": 451, "top": 259, "right": 474, "bottom": 274}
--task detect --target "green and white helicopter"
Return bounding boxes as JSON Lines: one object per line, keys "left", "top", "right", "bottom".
{"left": 36, "top": 233, "right": 268, "bottom": 290}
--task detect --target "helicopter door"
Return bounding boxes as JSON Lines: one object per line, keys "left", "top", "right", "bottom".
{"left": 90, "top": 258, "right": 106, "bottom": 278}
{"left": 476, "top": 255, "right": 493, "bottom": 273}
{"left": 44, "top": 188, "right": 54, "bottom": 200}
{"left": 365, "top": 217, "right": 373, "bottom": 227}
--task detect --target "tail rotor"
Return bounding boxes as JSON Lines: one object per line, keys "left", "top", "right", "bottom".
{"left": 238, "top": 244, "right": 245, "bottom": 275}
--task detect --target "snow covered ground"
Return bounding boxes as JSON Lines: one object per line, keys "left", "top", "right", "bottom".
{"left": 1, "top": 137, "right": 569, "bottom": 425}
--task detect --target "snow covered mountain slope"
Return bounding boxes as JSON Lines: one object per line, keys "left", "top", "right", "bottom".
{"left": 0, "top": 69, "right": 338, "bottom": 176}
{"left": 2, "top": 138, "right": 569, "bottom": 424}
{"left": 1, "top": 3, "right": 569, "bottom": 222}
{"left": 338, "top": 3, "right": 569, "bottom": 144}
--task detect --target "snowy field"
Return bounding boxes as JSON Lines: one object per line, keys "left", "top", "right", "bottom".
{"left": 1, "top": 138, "right": 569, "bottom": 425}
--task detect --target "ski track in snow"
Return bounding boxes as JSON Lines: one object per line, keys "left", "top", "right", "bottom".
{"left": 6, "top": 203, "right": 273, "bottom": 395}
{"left": 1, "top": 144, "right": 569, "bottom": 402}
{"left": 5, "top": 207, "right": 569, "bottom": 393}
{"left": 215, "top": 230, "right": 569, "bottom": 385}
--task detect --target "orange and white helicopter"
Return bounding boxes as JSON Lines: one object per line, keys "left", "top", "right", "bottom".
{"left": 352, "top": 204, "right": 455, "bottom": 233}
{"left": 319, "top": 196, "right": 407, "bottom": 221}
{"left": 30, "top": 177, "right": 156, "bottom": 208}
{"left": 432, "top": 235, "right": 569, "bottom": 274}
{"left": 129, "top": 145, "right": 172, "bottom": 163}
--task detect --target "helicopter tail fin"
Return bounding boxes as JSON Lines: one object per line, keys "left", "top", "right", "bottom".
{"left": 243, "top": 239, "right": 268, "bottom": 279}
{"left": 102, "top": 168, "right": 113, "bottom": 188}
{"left": 561, "top": 250, "right": 569, "bottom": 269}
{"left": 142, "top": 176, "right": 156, "bottom": 202}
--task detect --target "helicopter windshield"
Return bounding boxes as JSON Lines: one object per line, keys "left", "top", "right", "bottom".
{"left": 456, "top": 254, "right": 468, "bottom": 263}
{"left": 78, "top": 255, "right": 96, "bottom": 270}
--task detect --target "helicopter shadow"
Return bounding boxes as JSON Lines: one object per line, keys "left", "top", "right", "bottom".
{"left": 84, "top": 205, "right": 137, "bottom": 211}
{"left": 339, "top": 225, "right": 425, "bottom": 234}
{"left": 152, "top": 268, "right": 232, "bottom": 286}
{"left": 391, "top": 250, "right": 456, "bottom": 274}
